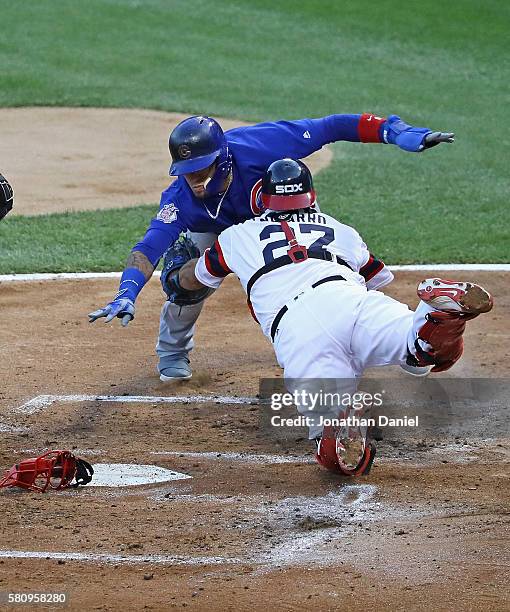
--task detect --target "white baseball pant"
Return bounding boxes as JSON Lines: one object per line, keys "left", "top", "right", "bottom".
{"left": 272, "top": 278, "right": 434, "bottom": 438}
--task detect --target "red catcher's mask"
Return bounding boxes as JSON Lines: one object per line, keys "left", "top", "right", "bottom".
{"left": 0, "top": 450, "right": 93, "bottom": 493}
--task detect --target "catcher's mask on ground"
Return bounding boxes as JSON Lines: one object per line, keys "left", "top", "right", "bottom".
{"left": 0, "top": 450, "right": 93, "bottom": 493}
{"left": 261, "top": 158, "right": 316, "bottom": 211}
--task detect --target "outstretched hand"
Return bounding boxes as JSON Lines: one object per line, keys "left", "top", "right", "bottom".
{"left": 423, "top": 131, "right": 455, "bottom": 149}
{"left": 88, "top": 296, "right": 135, "bottom": 327}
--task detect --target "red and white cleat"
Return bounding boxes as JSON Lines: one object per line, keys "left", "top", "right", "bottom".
{"left": 417, "top": 278, "right": 493, "bottom": 317}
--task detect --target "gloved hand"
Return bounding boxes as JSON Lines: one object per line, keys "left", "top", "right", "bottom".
{"left": 384, "top": 115, "right": 455, "bottom": 152}
{"left": 161, "top": 234, "right": 212, "bottom": 305}
{"left": 423, "top": 131, "right": 455, "bottom": 149}
{"left": 88, "top": 292, "right": 135, "bottom": 327}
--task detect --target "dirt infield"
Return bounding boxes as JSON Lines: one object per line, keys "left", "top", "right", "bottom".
{"left": 0, "top": 107, "right": 332, "bottom": 216}
{"left": 0, "top": 272, "right": 508, "bottom": 611}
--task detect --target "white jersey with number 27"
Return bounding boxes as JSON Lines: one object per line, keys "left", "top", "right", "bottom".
{"left": 195, "top": 210, "right": 393, "bottom": 338}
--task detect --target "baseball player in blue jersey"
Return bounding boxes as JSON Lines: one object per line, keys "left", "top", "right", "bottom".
{"left": 89, "top": 113, "right": 454, "bottom": 381}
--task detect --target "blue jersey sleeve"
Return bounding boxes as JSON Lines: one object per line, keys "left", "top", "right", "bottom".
{"left": 227, "top": 114, "right": 382, "bottom": 169}
{"left": 131, "top": 184, "right": 187, "bottom": 266}
{"left": 262, "top": 114, "right": 387, "bottom": 148}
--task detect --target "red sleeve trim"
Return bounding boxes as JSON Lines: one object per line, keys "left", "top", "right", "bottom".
{"left": 204, "top": 243, "right": 232, "bottom": 278}
{"left": 215, "top": 240, "right": 232, "bottom": 273}
{"left": 204, "top": 249, "right": 216, "bottom": 277}
{"left": 358, "top": 113, "right": 386, "bottom": 143}
{"left": 360, "top": 253, "right": 384, "bottom": 280}
{"left": 247, "top": 299, "right": 259, "bottom": 323}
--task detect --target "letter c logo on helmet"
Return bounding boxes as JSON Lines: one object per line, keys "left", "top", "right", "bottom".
{"left": 177, "top": 144, "right": 192, "bottom": 159}
{"left": 168, "top": 116, "right": 233, "bottom": 196}
{"left": 261, "top": 158, "right": 315, "bottom": 211}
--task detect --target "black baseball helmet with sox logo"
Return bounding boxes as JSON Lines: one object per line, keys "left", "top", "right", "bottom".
{"left": 261, "top": 158, "right": 316, "bottom": 211}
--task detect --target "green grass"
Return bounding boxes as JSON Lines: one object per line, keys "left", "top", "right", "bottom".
{"left": 0, "top": 206, "right": 158, "bottom": 273}
{"left": 1, "top": 0, "right": 508, "bottom": 270}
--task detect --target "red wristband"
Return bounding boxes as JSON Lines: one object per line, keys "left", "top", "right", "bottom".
{"left": 358, "top": 113, "right": 386, "bottom": 143}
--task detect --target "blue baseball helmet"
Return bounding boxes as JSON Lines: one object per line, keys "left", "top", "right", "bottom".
{"left": 168, "top": 116, "right": 232, "bottom": 195}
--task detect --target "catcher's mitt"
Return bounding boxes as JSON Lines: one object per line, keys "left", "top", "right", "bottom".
{"left": 0, "top": 173, "right": 13, "bottom": 220}
{"left": 161, "top": 235, "right": 213, "bottom": 306}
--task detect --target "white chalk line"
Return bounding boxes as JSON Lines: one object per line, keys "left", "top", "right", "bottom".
{"left": 390, "top": 264, "right": 510, "bottom": 271}
{"left": 16, "top": 394, "right": 258, "bottom": 414}
{"left": 0, "top": 484, "right": 379, "bottom": 569}
{"left": 0, "top": 272, "right": 130, "bottom": 282}
{"left": 0, "top": 264, "right": 509, "bottom": 283}
{"left": 11, "top": 449, "right": 312, "bottom": 466}
{"left": 150, "top": 450, "right": 314, "bottom": 464}
{"left": 15, "top": 448, "right": 106, "bottom": 456}
{"left": 0, "top": 550, "right": 240, "bottom": 566}
{"left": 0, "top": 423, "right": 28, "bottom": 434}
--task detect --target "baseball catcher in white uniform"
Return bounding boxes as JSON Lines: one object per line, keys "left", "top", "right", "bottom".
{"left": 169, "top": 158, "right": 493, "bottom": 476}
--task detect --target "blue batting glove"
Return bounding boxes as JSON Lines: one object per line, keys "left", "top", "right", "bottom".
{"left": 88, "top": 291, "right": 135, "bottom": 327}
{"left": 383, "top": 115, "right": 454, "bottom": 152}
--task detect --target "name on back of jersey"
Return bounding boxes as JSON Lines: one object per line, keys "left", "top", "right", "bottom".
{"left": 257, "top": 212, "right": 327, "bottom": 225}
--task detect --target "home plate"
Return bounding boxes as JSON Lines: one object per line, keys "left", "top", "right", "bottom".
{"left": 89, "top": 464, "right": 192, "bottom": 487}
